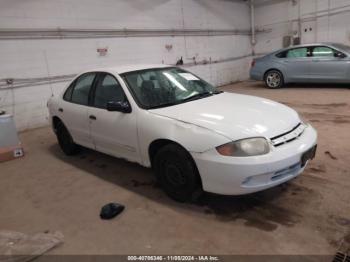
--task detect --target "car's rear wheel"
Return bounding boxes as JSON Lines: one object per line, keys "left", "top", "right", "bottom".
{"left": 55, "top": 120, "right": 80, "bottom": 155}
{"left": 264, "top": 70, "right": 284, "bottom": 89}
{"left": 154, "top": 144, "right": 202, "bottom": 202}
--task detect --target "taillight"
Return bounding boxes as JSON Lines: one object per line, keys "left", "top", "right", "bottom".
{"left": 251, "top": 60, "right": 256, "bottom": 67}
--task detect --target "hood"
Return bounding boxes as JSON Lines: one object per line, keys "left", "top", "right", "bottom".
{"left": 149, "top": 92, "right": 300, "bottom": 141}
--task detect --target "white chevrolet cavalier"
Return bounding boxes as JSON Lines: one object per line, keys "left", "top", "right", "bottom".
{"left": 48, "top": 65, "right": 317, "bottom": 202}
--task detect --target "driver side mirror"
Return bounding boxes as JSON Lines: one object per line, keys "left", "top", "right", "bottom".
{"left": 335, "top": 52, "right": 346, "bottom": 58}
{"left": 106, "top": 101, "right": 132, "bottom": 113}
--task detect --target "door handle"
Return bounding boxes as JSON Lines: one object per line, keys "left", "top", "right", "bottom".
{"left": 58, "top": 108, "right": 63, "bottom": 113}
{"left": 89, "top": 115, "right": 97, "bottom": 120}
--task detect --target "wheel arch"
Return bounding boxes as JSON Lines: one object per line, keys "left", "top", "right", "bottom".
{"left": 264, "top": 68, "right": 284, "bottom": 80}
{"left": 264, "top": 68, "right": 286, "bottom": 88}
{"left": 148, "top": 139, "right": 203, "bottom": 187}
{"left": 52, "top": 116, "right": 63, "bottom": 133}
{"left": 149, "top": 139, "right": 187, "bottom": 167}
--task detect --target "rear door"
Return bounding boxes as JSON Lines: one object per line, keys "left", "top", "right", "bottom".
{"left": 309, "top": 46, "right": 348, "bottom": 82}
{"left": 280, "top": 47, "right": 313, "bottom": 82}
{"left": 88, "top": 73, "right": 140, "bottom": 163}
{"left": 59, "top": 72, "right": 97, "bottom": 148}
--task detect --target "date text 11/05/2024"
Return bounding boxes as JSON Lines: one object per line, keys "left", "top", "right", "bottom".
{"left": 127, "top": 256, "right": 220, "bottom": 261}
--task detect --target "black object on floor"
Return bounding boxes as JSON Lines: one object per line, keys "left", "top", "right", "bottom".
{"left": 100, "top": 203, "right": 125, "bottom": 220}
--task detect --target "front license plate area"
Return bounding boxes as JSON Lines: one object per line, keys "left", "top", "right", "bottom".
{"left": 301, "top": 145, "right": 317, "bottom": 167}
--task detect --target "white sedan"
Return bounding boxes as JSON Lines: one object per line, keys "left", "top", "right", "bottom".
{"left": 48, "top": 64, "right": 317, "bottom": 202}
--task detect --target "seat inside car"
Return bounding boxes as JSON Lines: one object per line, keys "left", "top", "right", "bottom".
{"left": 141, "top": 80, "right": 161, "bottom": 107}
{"left": 94, "top": 82, "right": 125, "bottom": 108}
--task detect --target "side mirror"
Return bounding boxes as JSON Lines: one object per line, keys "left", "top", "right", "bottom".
{"left": 335, "top": 52, "right": 346, "bottom": 58}
{"left": 106, "top": 101, "right": 132, "bottom": 113}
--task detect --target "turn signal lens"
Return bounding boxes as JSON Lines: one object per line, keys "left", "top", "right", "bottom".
{"left": 216, "top": 138, "right": 270, "bottom": 157}
{"left": 216, "top": 143, "right": 235, "bottom": 156}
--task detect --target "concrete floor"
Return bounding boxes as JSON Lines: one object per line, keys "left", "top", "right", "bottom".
{"left": 1, "top": 81, "right": 349, "bottom": 255}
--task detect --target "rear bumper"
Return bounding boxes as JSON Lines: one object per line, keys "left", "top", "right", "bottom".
{"left": 191, "top": 125, "right": 317, "bottom": 195}
{"left": 250, "top": 68, "right": 264, "bottom": 81}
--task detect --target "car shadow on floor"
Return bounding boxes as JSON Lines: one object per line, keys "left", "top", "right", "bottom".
{"left": 286, "top": 83, "right": 350, "bottom": 89}
{"left": 48, "top": 143, "right": 308, "bottom": 232}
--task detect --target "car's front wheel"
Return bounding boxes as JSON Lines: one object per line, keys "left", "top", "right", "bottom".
{"left": 55, "top": 120, "right": 80, "bottom": 156}
{"left": 154, "top": 144, "right": 202, "bottom": 202}
{"left": 264, "top": 70, "right": 284, "bottom": 89}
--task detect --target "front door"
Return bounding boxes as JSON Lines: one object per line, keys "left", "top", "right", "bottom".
{"left": 281, "top": 46, "right": 313, "bottom": 82}
{"left": 309, "top": 46, "right": 349, "bottom": 82}
{"left": 88, "top": 73, "right": 140, "bottom": 163}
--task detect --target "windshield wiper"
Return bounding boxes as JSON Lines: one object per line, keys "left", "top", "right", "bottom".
{"left": 148, "top": 91, "right": 224, "bottom": 110}
{"left": 182, "top": 90, "right": 223, "bottom": 102}
{"left": 182, "top": 92, "right": 214, "bottom": 102}
{"left": 148, "top": 101, "right": 181, "bottom": 110}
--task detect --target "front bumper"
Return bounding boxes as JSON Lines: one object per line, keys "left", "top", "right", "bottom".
{"left": 191, "top": 125, "right": 317, "bottom": 195}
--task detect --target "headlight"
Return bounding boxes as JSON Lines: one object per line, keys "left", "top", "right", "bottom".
{"left": 216, "top": 138, "right": 270, "bottom": 157}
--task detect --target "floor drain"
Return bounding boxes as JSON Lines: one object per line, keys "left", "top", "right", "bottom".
{"left": 334, "top": 236, "right": 350, "bottom": 262}
{"left": 333, "top": 251, "right": 350, "bottom": 262}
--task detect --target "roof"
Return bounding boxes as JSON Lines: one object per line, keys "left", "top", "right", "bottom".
{"left": 267, "top": 42, "right": 350, "bottom": 56}
{"left": 87, "top": 64, "right": 172, "bottom": 75}
{"left": 291, "top": 42, "right": 339, "bottom": 48}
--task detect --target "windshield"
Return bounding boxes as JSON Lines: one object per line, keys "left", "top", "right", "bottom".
{"left": 122, "top": 67, "right": 219, "bottom": 109}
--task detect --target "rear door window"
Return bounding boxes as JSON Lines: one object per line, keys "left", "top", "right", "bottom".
{"left": 70, "top": 73, "right": 96, "bottom": 105}
{"left": 286, "top": 47, "right": 309, "bottom": 58}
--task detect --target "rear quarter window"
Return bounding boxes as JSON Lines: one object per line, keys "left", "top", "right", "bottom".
{"left": 276, "top": 51, "right": 287, "bottom": 58}
{"left": 63, "top": 82, "right": 75, "bottom": 101}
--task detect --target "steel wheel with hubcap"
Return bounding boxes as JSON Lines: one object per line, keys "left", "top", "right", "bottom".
{"left": 265, "top": 70, "right": 284, "bottom": 89}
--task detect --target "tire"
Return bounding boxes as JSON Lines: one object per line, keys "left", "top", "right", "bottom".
{"left": 264, "top": 70, "right": 284, "bottom": 89}
{"left": 154, "top": 144, "right": 202, "bottom": 202}
{"left": 56, "top": 121, "right": 79, "bottom": 156}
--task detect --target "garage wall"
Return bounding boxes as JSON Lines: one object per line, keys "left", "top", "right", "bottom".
{"left": 254, "top": 0, "right": 350, "bottom": 54}
{"left": 0, "top": 0, "right": 252, "bottom": 131}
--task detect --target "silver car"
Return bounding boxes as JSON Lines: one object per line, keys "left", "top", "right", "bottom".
{"left": 250, "top": 43, "right": 350, "bottom": 88}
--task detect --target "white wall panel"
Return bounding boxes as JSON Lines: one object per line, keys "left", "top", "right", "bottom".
{"left": 255, "top": 0, "right": 350, "bottom": 54}
{"left": 0, "top": 0, "right": 252, "bottom": 131}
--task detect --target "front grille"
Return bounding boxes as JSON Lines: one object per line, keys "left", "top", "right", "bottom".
{"left": 270, "top": 123, "right": 306, "bottom": 147}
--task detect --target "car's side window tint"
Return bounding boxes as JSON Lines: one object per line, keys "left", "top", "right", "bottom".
{"left": 276, "top": 51, "right": 287, "bottom": 58}
{"left": 287, "top": 47, "right": 308, "bottom": 58}
{"left": 312, "top": 46, "right": 334, "bottom": 57}
{"left": 71, "top": 73, "right": 96, "bottom": 106}
{"left": 93, "top": 74, "right": 125, "bottom": 109}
